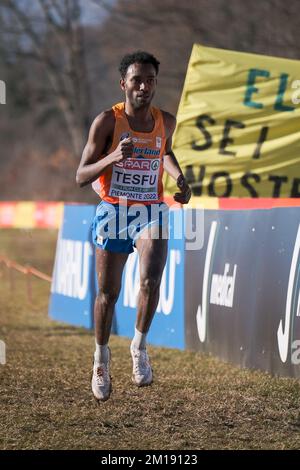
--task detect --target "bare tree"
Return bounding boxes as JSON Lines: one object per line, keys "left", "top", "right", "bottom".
{"left": 0, "top": 0, "right": 91, "bottom": 157}
{"left": 91, "top": 0, "right": 300, "bottom": 115}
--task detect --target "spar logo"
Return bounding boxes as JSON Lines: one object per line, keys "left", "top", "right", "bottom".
{"left": 116, "top": 158, "right": 159, "bottom": 171}
{"left": 277, "top": 224, "right": 300, "bottom": 365}
{"left": 116, "top": 158, "right": 151, "bottom": 171}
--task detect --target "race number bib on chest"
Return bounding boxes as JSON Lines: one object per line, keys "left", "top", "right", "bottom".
{"left": 109, "top": 158, "right": 160, "bottom": 201}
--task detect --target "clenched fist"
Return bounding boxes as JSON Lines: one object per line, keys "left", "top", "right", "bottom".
{"left": 174, "top": 174, "right": 192, "bottom": 204}
{"left": 111, "top": 137, "right": 134, "bottom": 163}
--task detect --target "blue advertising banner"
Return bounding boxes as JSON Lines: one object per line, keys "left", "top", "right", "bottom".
{"left": 185, "top": 207, "right": 300, "bottom": 378}
{"left": 49, "top": 204, "right": 96, "bottom": 328}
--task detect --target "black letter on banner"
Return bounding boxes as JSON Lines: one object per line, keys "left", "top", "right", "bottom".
{"left": 219, "top": 120, "right": 246, "bottom": 156}
{"left": 192, "top": 114, "right": 215, "bottom": 151}
{"left": 268, "top": 175, "right": 288, "bottom": 197}
{"left": 241, "top": 172, "right": 260, "bottom": 197}
{"left": 291, "top": 178, "right": 300, "bottom": 197}
{"left": 184, "top": 165, "right": 196, "bottom": 185}
{"left": 208, "top": 172, "right": 232, "bottom": 197}
{"left": 184, "top": 165, "right": 205, "bottom": 196}
{"left": 252, "top": 126, "right": 269, "bottom": 159}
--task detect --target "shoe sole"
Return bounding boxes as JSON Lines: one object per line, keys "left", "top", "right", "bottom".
{"left": 93, "top": 383, "right": 112, "bottom": 404}
{"left": 131, "top": 377, "right": 153, "bottom": 387}
{"left": 92, "top": 382, "right": 112, "bottom": 403}
{"left": 131, "top": 369, "right": 153, "bottom": 387}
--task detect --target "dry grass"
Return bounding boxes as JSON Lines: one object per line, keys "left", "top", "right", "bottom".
{"left": 0, "top": 229, "right": 300, "bottom": 450}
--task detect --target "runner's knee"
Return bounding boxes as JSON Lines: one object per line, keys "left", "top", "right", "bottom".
{"left": 97, "top": 289, "right": 120, "bottom": 306}
{"left": 140, "top": 276, "right": 160, "bottom": 294}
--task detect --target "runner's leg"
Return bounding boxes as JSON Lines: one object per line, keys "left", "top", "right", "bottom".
{"left": 130, "top": 228, "right": 167, "bottom": 386}
{"left": 94, "top": 248, "right": 128, "bottom": 344}
{"left": 135, "top": 227, "right": 168, "bottom": 333}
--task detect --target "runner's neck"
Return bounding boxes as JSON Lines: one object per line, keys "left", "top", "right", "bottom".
{"left": 124, "top": 103, "right": 155, "bottom": 133}
{"left": 124, "top": 102, "right": 153, "bottom": 121}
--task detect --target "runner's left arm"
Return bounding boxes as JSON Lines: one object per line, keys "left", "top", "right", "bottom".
{"left": 163, "top": 112, "right": 191, "bottom": 204}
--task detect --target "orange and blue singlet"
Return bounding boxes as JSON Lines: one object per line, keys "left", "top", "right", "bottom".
{"left": 92, "top": 102, "right": 169, "bottom": 253}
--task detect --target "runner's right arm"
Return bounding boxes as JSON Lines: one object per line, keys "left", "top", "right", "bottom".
{"left": 76, "top": 110, "right": 133, "bottom": 187}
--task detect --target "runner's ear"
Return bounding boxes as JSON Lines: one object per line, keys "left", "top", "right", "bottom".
{"left": 120, "top": 78, "right": 126, "bottom": 91}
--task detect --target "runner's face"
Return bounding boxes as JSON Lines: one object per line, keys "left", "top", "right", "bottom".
{"left": 120, "top": 63, "right": 157, "bottom": 109}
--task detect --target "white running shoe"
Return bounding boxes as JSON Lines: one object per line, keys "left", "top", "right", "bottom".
{"left": 130, "top": 343, "right": 153, "bottom": 387}
{"left": 91, "top": 348, "right": 112, "bottom": 402}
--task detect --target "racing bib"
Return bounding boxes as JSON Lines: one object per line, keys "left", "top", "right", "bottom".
{"left": 109, "top": 158, "right": 160, "bottom": 201}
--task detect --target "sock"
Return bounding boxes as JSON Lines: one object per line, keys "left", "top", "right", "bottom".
{"left": 131, "top": 327, "right": 147, "bottom": 350}
{"left": 94, "top": 340, "right": 109, "bottom": 365}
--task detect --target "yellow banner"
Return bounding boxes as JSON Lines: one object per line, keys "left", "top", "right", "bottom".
{"left": 165, "top": 44, "right": 300, "bottom": 197}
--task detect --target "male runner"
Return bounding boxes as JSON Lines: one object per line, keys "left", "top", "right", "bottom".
{"left": 76, "top": 51, "right": 191, "bottom": 402}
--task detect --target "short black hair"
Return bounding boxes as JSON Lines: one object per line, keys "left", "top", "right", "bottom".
{"left": 119, "top": 51, "right": 160, "bottom": 78}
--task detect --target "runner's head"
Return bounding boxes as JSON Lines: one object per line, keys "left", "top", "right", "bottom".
{"left": 119, "top": 51, "right": 160, "bottom": 109}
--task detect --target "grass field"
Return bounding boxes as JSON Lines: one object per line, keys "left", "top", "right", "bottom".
{"left": 0, "top": 229, "right": 300, "bottom": 450}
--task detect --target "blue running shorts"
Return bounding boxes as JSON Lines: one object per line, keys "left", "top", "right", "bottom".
{"left": 92, "top": 201, "right": 169, "bottom": 254}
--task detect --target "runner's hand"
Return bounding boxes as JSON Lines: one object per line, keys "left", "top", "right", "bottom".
{"left": 174, "top": 174, "right": 192, "bottom": 204}
{"left": 111, "top": 137, "right": 134, "bottom": 163}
